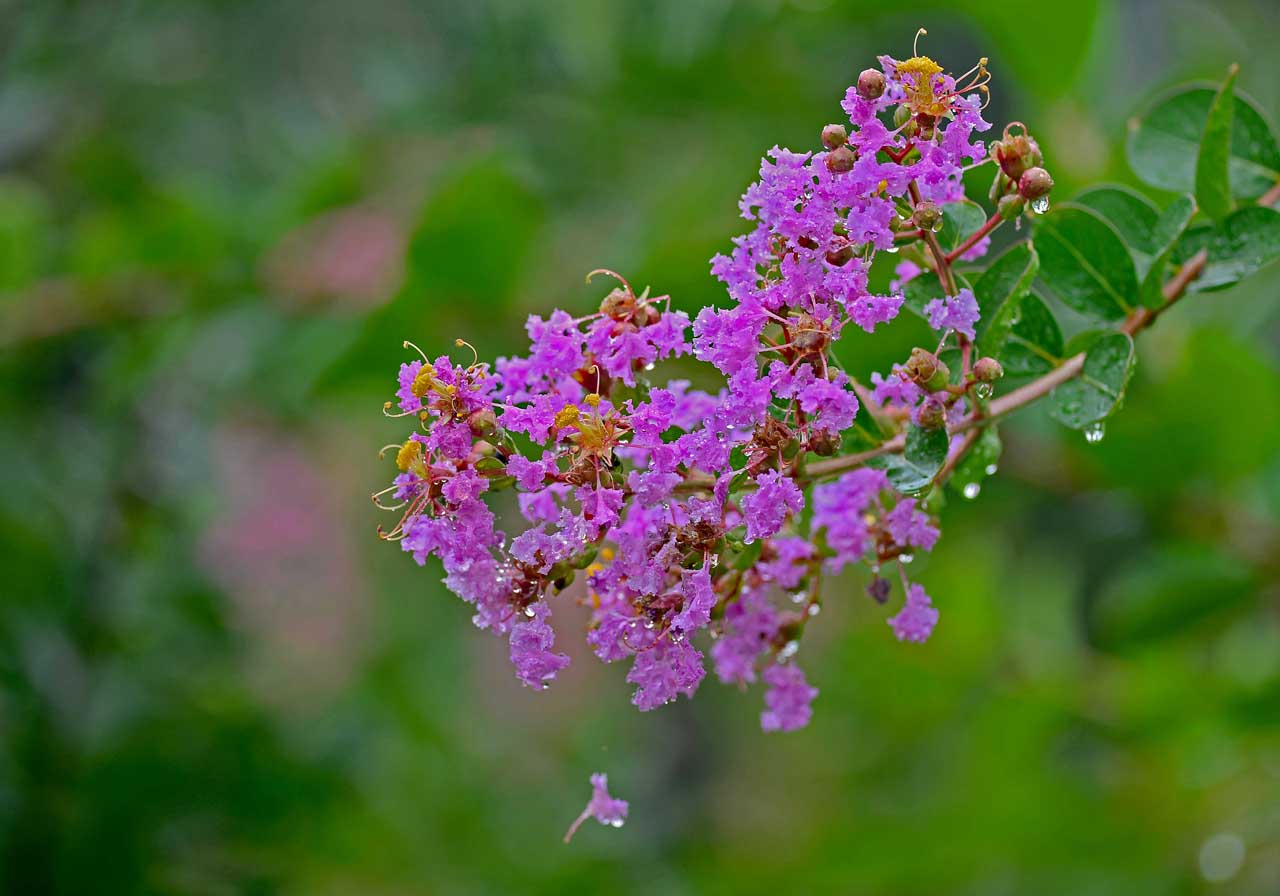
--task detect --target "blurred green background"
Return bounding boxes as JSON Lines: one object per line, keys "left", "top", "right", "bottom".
{"left": 2, "top": 1, "right": 1279, "bottom": 893}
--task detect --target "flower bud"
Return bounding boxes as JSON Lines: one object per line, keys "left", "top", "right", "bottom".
{"left": 1018, "top": 167, "right": 1054, "bottom": 201}
{"left": 893, "top": 104, "right": 913, "bottom": 128}
{"left": 599, "top": 287, "right": 636, "bottom": 318}
{"left": 911, "top": 201, "right": 943, "bottom": 233}
{"left": 468, "top": 407, "right": 499, "bottom": 439}
{"left": 857, "top": 68, "right": 886, "bottom": 100}
{"left": 993, "top": 133, "right": 1042, "bottom": 181}
{"left": 808, "top": 429, "right": 841, "bottom": 456}
{"left": 825, "top": 146, "right": 855, "bottom": 174}
{"left": 821, "top": 123, "right": 847, "bottom": 151}
{"left": 925, "top": 361, "right": 951, "bottom": 393}
{"left": 825, "top": 241, "right": 855, "bottom": 267}
{"left": 866, "top": 576, "right": 891, "bottom": 604}
{"left": 997, "top": 193, "right": 1025, "bottom": 220}
{"left": 973, "top": 357, "right": 1004, "bottom": 383}
{"left": 905, "top": 347, "right": 939, "bottom": 383}
{"left": 916, "top": 393, "right": 948, "bottom": 430}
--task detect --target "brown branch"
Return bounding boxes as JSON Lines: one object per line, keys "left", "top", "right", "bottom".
{"left": 945, "top": 213, "right": 1004, "bottom": 264}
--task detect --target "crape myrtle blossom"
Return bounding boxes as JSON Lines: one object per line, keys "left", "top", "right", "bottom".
{"left": 564, "top": 773, "right": 629, "bottom": 843}
{"left": 373, "top": 35, "right": 1050, "bottom": 836}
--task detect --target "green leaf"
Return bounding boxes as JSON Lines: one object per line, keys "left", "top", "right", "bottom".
{"left": 950, "top": 426, "right": 1002, "bottom": 497}
{"left": 1050, "top": 332, "right": 1135, "bottom": 429}
{"left": 871, "top": 425, "right": 948, "bottom": 495}
{"left": 732, "top": 537, "right": 764, "bottom": 571}
{"left": 973, "top": 241, "right": 1039, "bottom": 359}
{"left": 937, "top": 199, "right": 987, "bottom": 253}
{"left": 1035, "top": 205, "right": 1138, "bottom": 321}
{"left": 1074, "top": 185, "right": 1160, "bottom": 255}
{"left": 1174, "top": 204, "right": 1280, "bottom": 292}
{"left": 1127, "top": 85, "right": 1280, "bottom": 200}
{"left": 1195, "top": 66, "right": 1239, "bottom": 221}
{"left": 1000, "top": 291, "right": 1063, "bottom": 377}
{"left": 1092, "top": 546, "right": 1254, "bottom": 651}
{"left": 1139, "top": 193, "right": 1197, "bottom": 308}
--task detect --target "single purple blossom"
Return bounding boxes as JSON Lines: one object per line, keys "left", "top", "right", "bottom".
{"left": 923, "top": 287, "right": 981, "bottom": 340}
{"left": 760, "top": 662, "right": 818, "bottom": 732}
{"left": 889, "top": 583, "right": 939, "bottom": 643}
{"left": 564, "top": 773, "right": 629, "bottom": 843}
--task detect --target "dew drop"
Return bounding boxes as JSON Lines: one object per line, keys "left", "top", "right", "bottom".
{"left": 1030, "top": 196, "right": 1050, "bottom": 214}
{"left": 898, "top": 552, "right": 914, "bottom": 564}
{"left": 884, "top": 245, "right": 899, "bottom": 254}
{"left": 524, "top": 606, "right": 537, "bottom": 617}
{"left": 962, "top": 482, "right": 981, "bottom": 499}
{"left": 974, "top": 382, "right": 992, "bottom": 399}
{"left": 644, "top": 362, "right": 656, "bottom": 372}
{"left": 643, "top": 618, "right": 655, "bottom": 630}
{"left": 930, "top": 218, "right": 944, "bottom": 233}
{"left": 778, "top": 640, "right": 800, "bottom": 660}
{"left": 806, "top": 603, "right": 821, "bottom": 617}
{"left": 1083, "top": 421, "right": 1106, "bottom": 444}
{"left": 984, "top": 463, "right": 998, "bottom": 475}
{"left": 609, "top": 818, "right": 625, "bottom": 828}
{"left": 790, "top": 590, "right": 808, "bottom": 604}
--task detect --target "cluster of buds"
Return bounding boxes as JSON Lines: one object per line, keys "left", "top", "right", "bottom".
{"left": 990, "top": 122, "right": 1054, "bottom": 217}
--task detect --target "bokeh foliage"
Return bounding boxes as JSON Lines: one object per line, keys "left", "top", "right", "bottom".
{"left": 1, "top": 2, "right": 1278, "bottom": 893}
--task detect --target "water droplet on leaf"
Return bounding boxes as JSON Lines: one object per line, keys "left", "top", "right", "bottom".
{"left": 1084, "top": 421, "right": 1106, "bottom": 444}
{"left": 984, "top": 463, "right": 998, "bottom": 475}
{"left": 962, "top": 482, "right": 981, "bottom": 499}
{"left": 1030, "top": 196, "right": 1050, "bottom": 214}
{"left": 974, "top": 383, "right": 992, "bottom": 399}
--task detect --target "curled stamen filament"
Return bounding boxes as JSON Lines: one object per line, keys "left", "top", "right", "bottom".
{"left": 586, "top": 268, "right": 634, "bottom": 298}
{"left": 454, "top": 338, "right": 479, "bottom": 368}
{"left": 402, "top": 340, "right": 429, "bottom": 362}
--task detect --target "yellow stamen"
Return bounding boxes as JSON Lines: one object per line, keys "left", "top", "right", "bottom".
{"left": 395, "top": 440, "right": 423, "bottom": 472}
{"left": 554, "top": 405, "right": 581, "bottom": 429}
{"left": 411, "top": 367, "right": 435, "bottom": 398}
{"left": 584, "top": 393, "right": 602, "bottom": 408}
{"left": 897, "top": 56, "right": 942, "bottom": 79}
{"left": 600, "top": 547, "right": 615, "bottom": 561}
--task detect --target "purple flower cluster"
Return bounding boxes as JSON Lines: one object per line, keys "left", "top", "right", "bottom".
{"left": 375, "top": 49, "right": 998, "bottom": 748}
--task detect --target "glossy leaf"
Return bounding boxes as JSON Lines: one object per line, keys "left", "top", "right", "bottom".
{"left": 1139, "top": 194, "right": 1197, "bottom": 308}
{"left": 973, "top": 241, "right": 1039, "bottom": 359}
{"left": 1074, "top": 185, "right": 1160, "bottom": 255}
{"left": 1050, "top": 332, "right": 1135, "bottom": 429}
{"left": 1195, "top": 66, "right": 1239, "bottom": 220}
{"left": 1174, "top": 204, "right": 1280, "bottom": 292}
{"left": 937, "top": 199, "right": 987, "bottom": 254}
{"left": 1000, "top": 292, "right": 1064, "bottom": 377}
{"left": 873, "top": 425, "right": 949, "bottom": 494}
{"left": 1127, "top": 85, "right": 1280, "bottom": 200}
{"left": 1035, "top": 205, "right": 1138, "bottom": 321}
